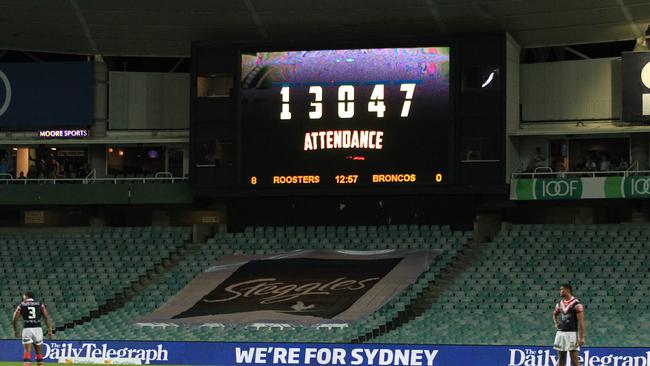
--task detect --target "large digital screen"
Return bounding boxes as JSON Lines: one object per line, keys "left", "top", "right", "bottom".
{"left": 240, "top": 46, "right": 450, "bottom": 188}
{"left": 0, "top": 62, "right": 94, "bottom": 130}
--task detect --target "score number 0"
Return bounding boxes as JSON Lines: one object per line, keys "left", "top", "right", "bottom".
{"left": 280, "top": 83, "right": 415, "bottom": 120}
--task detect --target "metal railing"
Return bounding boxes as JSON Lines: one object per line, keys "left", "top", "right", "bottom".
{"left": 0, "top": 172, "right": 188, "bottom": 185}
{"left": 83, "top": 169, "right": 96, "bottom": 184}
{"left": 512, "top": 167, "right": 647, "bottom": 180}
{"left": 155, "top": 172, "right": 173, "bottom": 179}
{"left": 627, "top": 161, "right": 639, "bottom": 172}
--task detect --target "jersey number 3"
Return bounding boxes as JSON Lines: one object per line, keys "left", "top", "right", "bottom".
{"left": 27, "top": 306, "right": 36, "bottom": 319}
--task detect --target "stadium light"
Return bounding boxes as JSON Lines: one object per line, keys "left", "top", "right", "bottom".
{"left": 633, "top": 25, "right": 650, "bottom": 52}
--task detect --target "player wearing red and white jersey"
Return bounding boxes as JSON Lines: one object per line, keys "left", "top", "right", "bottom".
{"left": 552, "top": 283, "right": 586, "bottom": 366}
{"left": 12, "top": 291, "right": 53, "bottom": 366}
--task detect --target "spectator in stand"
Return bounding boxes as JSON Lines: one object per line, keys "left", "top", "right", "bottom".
{"left": 598, "top": 154, "right": 610, "bottom": 172}
{"left": 617, "top": 157, "right": 629, "bottom": 171}
{"left": 33, "top": 158, "right": 41, "bottom": 178}
{"left": 67, "top": 163, "right": 77, "bottom": 179}
{"left": 0, "top": 158, "right": 7, "bottom": 175}
{"left": 6, "top": 157, "right": 14, "bottom": 178}
{"left": 43, "top": 157, "right": 53, "bottom": 178}
{"left": 585, "top": 156, "right": 597, "bottom": 171}
{"left": 17, "top": 171, "right": 26, "bottom": 179}
{"left": 555, "top": 161, "right": 567, "bottom": 178}
{"left": 56, "top": 163, "right": 65, "bottom": 179}
{"left": 78, "top": 163, "right": 88, "bottom": 179}
{"left": 528, "top": 147, "right": 547, "bottom": 171}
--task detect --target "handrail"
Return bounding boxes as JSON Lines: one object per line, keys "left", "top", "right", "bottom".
{"left": 512, "top": 169, "right": 650, "bottom": 180}
{"left": 532, "top": 166, "right": 553, "bottom": 178}
{"left": 627, "top": 161, "right": 639, "bottom": 172}
{"left": 0, "top": 177, "right": 189, "bottom": 185}
{"left": 83, "top": 169, "right": 96, "bottom": 184}
{"left": 533, "top": 166, "right": 553, "bottom": 173}
{"left": 510, "top": 160, "right": 526, "bottom": 175}
{"left": 0, "top": 173, "right": 13, "bottom": 180}
{"left": 154, "top": 172, "right": 173, "bottom": 178}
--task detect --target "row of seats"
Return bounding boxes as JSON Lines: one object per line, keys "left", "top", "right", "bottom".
{"left": 54, "top": 225, "right": 471, "bottom": 342}
{"left": 375, "top": 224, "right": 650, "bottom": 346}
{"left": 18, "top": 223, "right": 649, "bottom": 347}
{"left": 0, "top": 226, "right": 191, "bottom": 339}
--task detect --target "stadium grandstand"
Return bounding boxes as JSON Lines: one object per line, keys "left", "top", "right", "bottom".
{"left": 1, "top": 1, "right": 650, "bottom": 366}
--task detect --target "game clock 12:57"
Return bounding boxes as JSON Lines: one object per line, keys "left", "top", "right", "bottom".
{"left": 240, "top": 46, "right": 450, "bottom": 188}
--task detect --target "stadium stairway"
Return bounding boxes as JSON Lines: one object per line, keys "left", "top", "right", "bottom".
{"left": 352, "top": 238, "right": 486, "bottom": 343}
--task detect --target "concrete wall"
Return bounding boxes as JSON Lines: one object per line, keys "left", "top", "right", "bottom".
{"left": 0, "top": 182, "right": 192, "bottom": 205}
{"left": 109, "top": 72, "right": 189, "bottom": 130}
{"left": 521, "top": 57, "right": 620, "bottom": 122}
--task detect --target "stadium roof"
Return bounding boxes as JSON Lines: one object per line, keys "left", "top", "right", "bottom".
{"left": 0, "top": 0, "right": 649, "bottom": 57}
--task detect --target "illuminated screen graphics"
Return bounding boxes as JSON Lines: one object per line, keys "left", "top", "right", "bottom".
{"left": 241, "top": 47, "right": 450, "bottom": 187}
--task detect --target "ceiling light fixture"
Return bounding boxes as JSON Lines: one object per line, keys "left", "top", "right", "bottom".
{"left": 633, "top": 25, "right": 650, "bottom": 52}
{"left": 482, "top": 72, "right": 496, "bottom": 88}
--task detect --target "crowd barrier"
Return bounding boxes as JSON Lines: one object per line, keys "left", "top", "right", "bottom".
{"left": 0, "top": 339, "right": 648, "bottom": 366}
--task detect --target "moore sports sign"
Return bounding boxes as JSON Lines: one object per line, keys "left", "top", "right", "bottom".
{"left": 510, "top": 176, "right": 650, "bottom": 200}
{"left": 0, "top": 340, "right": 649, "bottom": 366}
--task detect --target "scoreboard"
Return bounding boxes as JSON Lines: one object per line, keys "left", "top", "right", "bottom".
{"left": 240, "top": 47, "right": 450, "bottom": 188}
{"left": 192, "top": 36, "right": 508, "bottom": 195}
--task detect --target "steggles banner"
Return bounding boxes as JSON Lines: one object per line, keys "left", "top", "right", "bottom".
{"left": 137, "top": 250, "right": 438, "bottom": 325}
{"left": 510, "top": 176, "right": 650, "bottom": 200}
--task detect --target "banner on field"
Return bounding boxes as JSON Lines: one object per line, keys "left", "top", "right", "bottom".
{"left": 0, "top": 62, "right": 94, "bottom": 129}
{"left": 510, "top": 176, "right": 650, "bottom": 200}
{"left": 0, "top": 340, "right": 649, "bottom": 366}
{"left": 137, "top": 249, "right": 438, "bottom": 325}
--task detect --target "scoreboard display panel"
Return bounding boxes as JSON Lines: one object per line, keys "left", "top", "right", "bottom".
{"left": 240, "top": 46, "right": 450, "bottom": 188}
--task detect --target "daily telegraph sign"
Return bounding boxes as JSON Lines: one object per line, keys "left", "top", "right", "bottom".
{"left": 0, "top": 340, "right": 649, "bottom": 366}
{"left": 510, "top": 175, "right": 650, "bottom": 200}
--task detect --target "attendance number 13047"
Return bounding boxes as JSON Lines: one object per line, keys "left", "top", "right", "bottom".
{"left": 280, "top": 84, "right": 416, "bottom": 121}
